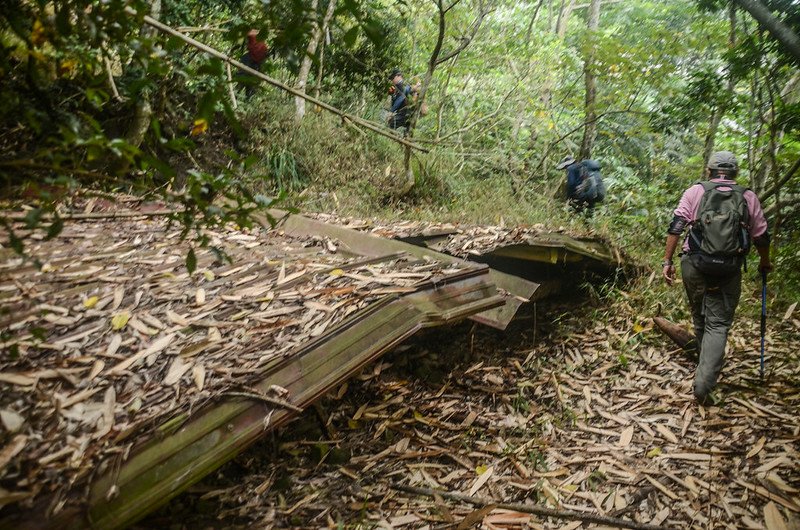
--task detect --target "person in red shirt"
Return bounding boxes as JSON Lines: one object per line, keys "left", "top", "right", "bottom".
{"left": 238, "top": 29, "right": 269, "bottom": 98}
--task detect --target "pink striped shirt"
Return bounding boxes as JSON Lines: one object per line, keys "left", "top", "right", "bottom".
{"left": 674, "top": 178, "right": 768, "bottom": 252}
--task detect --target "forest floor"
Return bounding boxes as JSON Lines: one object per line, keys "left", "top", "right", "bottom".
{"left": 138, "top": 292, "right": 800, "bottom": 530}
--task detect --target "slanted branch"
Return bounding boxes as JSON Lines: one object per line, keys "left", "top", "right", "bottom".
{"left": 392, "top": 484, "right": 672, "bottom": 530}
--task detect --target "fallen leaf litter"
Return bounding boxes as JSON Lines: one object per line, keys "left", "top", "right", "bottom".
{"left": 148, "top": 278, "right": 799, "bottom": 529}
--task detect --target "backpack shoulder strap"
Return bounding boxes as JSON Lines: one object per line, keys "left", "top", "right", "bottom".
{"left": 729, "top": 184, "right": 750, "bottom": 222}
{"left": 696, "top": 180, "right": 716, "bottom": 192}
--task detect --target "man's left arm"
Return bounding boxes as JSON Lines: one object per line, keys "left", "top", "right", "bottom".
{"left": 747, "top": 191, "right": 772, "bottom": 273}
{"left": 663, "top": 220, "right": 686, "bottom": 285}
{"left": 662, "top": 186, "right": 696, "bottom": 285}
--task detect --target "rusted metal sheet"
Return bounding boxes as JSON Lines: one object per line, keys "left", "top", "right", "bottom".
{"left": 11, "top": 268, "right": 502, "bottom": 530}
{"left": 269, "top": 211, "right": 539, "bottom": 330}
{"left": 416, "top": 233, "right": 622, "bottom": 270}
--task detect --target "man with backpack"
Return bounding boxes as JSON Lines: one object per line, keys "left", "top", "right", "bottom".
{"left": 556, "top": 156, "right": 606, "bottom": 214}
{"left": 387, "top": 68, "right": 416, "bottom": 131}
{"left": 662, "top": 151, "right": 772, "bottom": 405}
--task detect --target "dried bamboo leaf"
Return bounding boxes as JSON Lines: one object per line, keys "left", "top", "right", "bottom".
{"left": 0, "top": 435, "right": 28, "bottom": 473}
{"left": 109, "top": 333, "right": 176, "bottom": 374}
{"left": 764, "top": 501, "right": 789, "bottom": 530}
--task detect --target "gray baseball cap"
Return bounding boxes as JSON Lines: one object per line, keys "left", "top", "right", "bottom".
{"left": 707, "top": 151, "right": 738, "bottom": 170}
{"left": 556, "top": 155, "right": 576, "bottom": 170}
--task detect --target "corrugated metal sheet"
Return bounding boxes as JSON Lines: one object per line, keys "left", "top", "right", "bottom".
{"left": 12, "top": 267, "right": 502, "bottom": 530}
{"left": 271, "top": 211, "right": 540, "bottom": 330}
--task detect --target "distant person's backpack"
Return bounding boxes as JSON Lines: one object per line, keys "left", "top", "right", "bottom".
{"left": 575, "top": 159, "right": 605, "bottom": 202}
{"left": 687, "top": 181, "right": 751, "bottom": 276}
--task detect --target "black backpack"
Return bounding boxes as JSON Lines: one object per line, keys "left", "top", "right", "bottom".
{"left": 575, "top": 159, "right": 606, "bottom": 202}
{"left": 687, "top": 181, "right": 751, "bottom": 276}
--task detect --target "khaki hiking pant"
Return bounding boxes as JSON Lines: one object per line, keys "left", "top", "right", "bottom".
{"left": 681, "top": 256, "right": 742, "bottom": 402}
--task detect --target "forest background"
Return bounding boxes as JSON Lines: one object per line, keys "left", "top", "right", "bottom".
{"left": 1, "top": 0, "right": 799, "bottom": 313}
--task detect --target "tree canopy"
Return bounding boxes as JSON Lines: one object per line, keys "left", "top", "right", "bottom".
{"left": 1, "top": 0, "right": 799, "bottom": 289}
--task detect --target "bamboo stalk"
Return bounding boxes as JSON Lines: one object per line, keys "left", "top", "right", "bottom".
{"left": 3, "top": 210, "right": 180, "bottom": 222}
{"left": 392, "top": 484, "right": 673, "bottom": 530}
{"left": 225, "top": 62, "right": 238, "bottom": 110}
{"left": 138, "top": 13, "right": 429, "bottom": 153}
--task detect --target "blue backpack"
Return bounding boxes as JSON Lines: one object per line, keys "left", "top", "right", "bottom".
{"left": 575, "top": 159, "right": 606, "bottom": 202}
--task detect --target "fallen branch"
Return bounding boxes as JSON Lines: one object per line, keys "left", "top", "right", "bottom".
{"left": 391, "top": 484, "right": 673, "bottom": 530}
{"left": 3, "top": 209, "right": 180, "bottom": 222}
{"left": 223, "top": 391, "right": 304, "bottom": 412}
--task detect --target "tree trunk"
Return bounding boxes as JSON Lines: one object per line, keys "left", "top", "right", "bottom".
{"left": 578, "top": 0, "right": 600, "bottom": 160}
{"left": 312, "top": 27, "right": 330, "bottom": 100}
{"left": 524, "top": 0, "right": 546, "bottom": 47}
{"left": 295, "top": 0, "right": 337, "bottom": 121}
{"left": 701, "top": 3, "right": 736, "bottom": 175}
{"left": 556, "top": 0, "right": 577, "bottom": 39}
{"left": 435, "top": 56, "right": 457, "bottom": 140}
{"left": 753, "top": 71, "right": 800, "bottom": 193}
{"left": 125, "top": 0, "right": 161, "bottom": 151}
{"left": 402, "top": 0, "right": 488, "bottom": 194}
{"left": 732, "top": 0, "right": 800, "bottom": 63}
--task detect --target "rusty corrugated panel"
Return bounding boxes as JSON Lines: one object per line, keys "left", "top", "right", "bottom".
{"left": 487, "top": 234, "right": 621, "bottom": 269}
{"left": 269, "top": 211, "right": 539, "bottom": 330}
{"left": 14, "top": 268, "right": 502, "bottom": 530}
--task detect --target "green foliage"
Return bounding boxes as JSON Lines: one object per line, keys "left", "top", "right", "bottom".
{"left": 0, "top": 0, "right": 290, "bottom": 262}
{"left": 263, "top": 147, "right": 307, "bottom": 192}
{"left": 1, "top": 0, "right": 799, "bottom": 299}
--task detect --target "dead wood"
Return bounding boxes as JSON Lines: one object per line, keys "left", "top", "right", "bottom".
{"left": 392, "top": 484, "right": 673, "bottom": 530}
{"left": 653, "top": 317, "right": 697, "bottom": 351}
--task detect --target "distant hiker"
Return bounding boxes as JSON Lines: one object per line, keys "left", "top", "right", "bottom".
{"left": 387, "top": 68, "right": 413, "bottom": 131}
{"left": 556, "top": 156, "right": 606, "bottom": 214}
{"left": 662, "top": 151, "right": 772, "bottom": 405}
{"left": 237, "top": 29, "right": 269, "bottom": 98}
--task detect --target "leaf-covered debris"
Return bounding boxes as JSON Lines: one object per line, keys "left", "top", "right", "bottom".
{"left": 0, "top": 213, "right": 474, "bottom": 516}
{"left": 307, "top": 213, "right": 614, "bottom": 260}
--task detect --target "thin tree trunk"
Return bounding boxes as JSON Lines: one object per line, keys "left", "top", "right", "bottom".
{"left": 524, "top": 0, "right": 546, "bottom": 47}
{"left": 295, "top": 0, "right": 337, "bottom": 121}
{"left": 402, "top": 0, "right": 488, "bottom": 194}
{"left": 556, "top": 0, "right": 577, "bottom": 39}
{"left": 402, "top": 0, "right": 446, "bottom": 194}
{"left": 753, "top": 71, "right": 800, "bottom": 193}
{"left": 126, "top": 0, "right": 161, "bottom": 150}
{"left": 578, "top": 0, "right": 600, "bottom": 160}
{"left": 435, "top": 55, "right": 458, "bottom": 140}
{"left": 747, "top": 71, "right": 759, "bottom": 173}
{"left": 312, "top": 28, "right": 329, "bottom": 100}
{"left": 539, "top": 0, "right": 574, "bottom": 115}
{"left": 701, "top": 3, "right": 736, "bottom": 174}
{"left": 226, "top": 62, "right": 238, "bottom": 110}
{"left": 732, "top": 0, "right": 800, "bottom": 63}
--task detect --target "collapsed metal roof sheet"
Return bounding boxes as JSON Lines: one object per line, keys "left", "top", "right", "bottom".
{"left": 306, "top": 214, "right": 626, "bottom": 272}
{"left": 0, "top": 213, "right": 503, "bottom": 529}
{"left": 271, "top": 211, "right": 540, "bottom": 330}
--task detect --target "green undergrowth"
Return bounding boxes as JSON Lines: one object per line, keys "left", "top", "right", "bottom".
{"left": 234, "top": 99, "right": 798, "bottom": 309}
